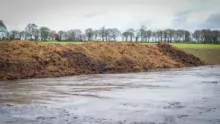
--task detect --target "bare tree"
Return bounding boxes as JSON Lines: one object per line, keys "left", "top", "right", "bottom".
{"left": 40, "top": 27, "right": 50, "bottom": 41}
{"left": 183, "top": 30, "right": 191, "bottom": 42}
{"left": 85, "top": 28, "right": 93, "bottom": 41}
{"left": 175, "top": 29, "right": 184, "bottom": 42}
{"left": 9, "top": 30, "right": 20, "bottom": 40}
{"left": 106, "top": 28, "right": 120, "bottom": 42}
{"left": 67, "top": 30, "right": 76, "bottom": 41}
{"left": 162, "top": 30, "right": 168, "bottom": 42}
{"left": 201, "top": 29, "right": 212, "bottom": 43}
{"left": 72, "top": 29, "right": 82, "bottom": 41}
{"left": 34, "top": 29, "right": 40, "bottom": 41}
{"left": 19, "top": 31, "right": 25, "bottom": 40}
{"left": 157, "top": 30, "right": 163, "bottom": 42}
{"left": 99, "top": 27, "right": 106, "bottom": 42}
{"left": 80, "top": 34, "right": 87, "bottom": 42}
{"left": 49, "top": 30, "right": 56, "bottom": 40}
{"left": 134, "top": 30, "right": 141, "bottom": 42}
{"left": 212, "top": 30, "right": 220, "bottom": 44}
{"left": 139, "top": 25, "right": 146, "bottom": 42}
{"left": 152, "top": 31, "right": 157, "bottom": 42}
{"left": 93, "top": 30, "right": 99, "bottom": 41}
{"left": 58, "top": 31, "right": 65, "bottom": 41}
{"left": 218, "top": 31, "right": 220, "bottom": 44}
{"left": 5, "top": 31, "right": 9, "bottom": 40}
{"left": 173, "top": 30, "right": 178, "bottom": 42}
{"left": 25, "top": 23, "right": 38, "bottom": 40}
{"left": 63, "top": 31, "right": 69, "bottom": 41}
{"left": 127, "top": 29, "right": 135, "bottom": 42}
{"left": 122, "top": 31, "right": 129, "bottom": 42}
{"left": 146, "top": 30, "right": 152, "bottom": 42}
{"left": 105, "top": 28, "right": 111, "bottom": 41}
{"left": 166, "top": 29, "right": 175, "bottom": 43}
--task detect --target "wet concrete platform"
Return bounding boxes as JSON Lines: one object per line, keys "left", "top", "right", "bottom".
{"left": 0, "top": 66, "right": 220, "bottom": 124}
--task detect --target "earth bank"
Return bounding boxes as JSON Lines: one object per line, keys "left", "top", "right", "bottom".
{"left": 0, "top": 41, "right": 204, "bottom": 80}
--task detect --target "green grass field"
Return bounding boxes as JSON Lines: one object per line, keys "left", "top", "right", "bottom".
{"left": 169, "top": 43, "right": 220, "bottom": 49}
{"left": 141, "top": 42, "right": 220, "bottom": 49}
{"left": 47, "top": 41, "right": 220, "bottom": 49}
{"left": 1, "top": 40, "right": 220, "bottom": 49}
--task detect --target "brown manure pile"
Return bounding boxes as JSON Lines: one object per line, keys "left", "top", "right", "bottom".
{"left": 0, "top": 41, "right": 204, "bottom": 80}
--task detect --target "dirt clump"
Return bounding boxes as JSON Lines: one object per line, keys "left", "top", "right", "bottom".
{"left": 0, "top": 41, "right": 204, "bottom": 80}
{"left": 157, "top": 43, "right": 204, "bottom": 66}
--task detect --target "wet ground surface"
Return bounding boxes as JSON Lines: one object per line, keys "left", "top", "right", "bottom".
{"left": 0, "top": 66, "right": 220, "bottom": 124}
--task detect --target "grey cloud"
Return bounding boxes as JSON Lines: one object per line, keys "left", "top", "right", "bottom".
{"left": 171, "top": 13, "right": 201, "bottom": 31}
{"left": 84, "top": 14, "right": 98, "bottom": 18}
{"left": 83, "top": 11, "right": 107, "bottom": 18}
{"left": 200, "top": 13, "right": 220, "bottom": 29}
{"left": 171, "top": 14, "right": 194, "bottom": 30}
{"left": 171, "top": 12, "right": 220, "bottom": 30}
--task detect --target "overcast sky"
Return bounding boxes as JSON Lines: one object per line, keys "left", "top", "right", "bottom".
{"left": 0, "top": 0, "right": 220, "bottom": 31}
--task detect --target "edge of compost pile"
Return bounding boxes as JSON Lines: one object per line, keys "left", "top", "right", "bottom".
{"left": 0, "top": 41, "right": 204, "bottom": 80}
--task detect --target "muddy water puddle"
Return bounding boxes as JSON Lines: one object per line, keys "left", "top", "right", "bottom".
{"left": 0, "top": 66, "right": 220, "bottom": 124}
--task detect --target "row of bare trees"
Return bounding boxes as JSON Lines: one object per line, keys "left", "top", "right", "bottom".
{"left": 0, "top": 20, "right": 220, "bottom": 43}
{"left": 0, "top": 22, "right": 56, "bottom": 41}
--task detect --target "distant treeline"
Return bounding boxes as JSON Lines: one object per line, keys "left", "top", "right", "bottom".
{"left": 0, "top": 20, "right": 220, "bottom": 44}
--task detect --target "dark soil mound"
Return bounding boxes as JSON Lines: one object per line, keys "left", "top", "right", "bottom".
{"left": 0, "top": 41, "right": 204, "bottom": 80}
{"left": 157, "top": 43, "right": 204, "bottom": 66}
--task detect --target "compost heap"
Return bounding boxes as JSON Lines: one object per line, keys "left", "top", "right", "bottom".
{"left": 0, "top": 41, "right": 204, "bottom": 80}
